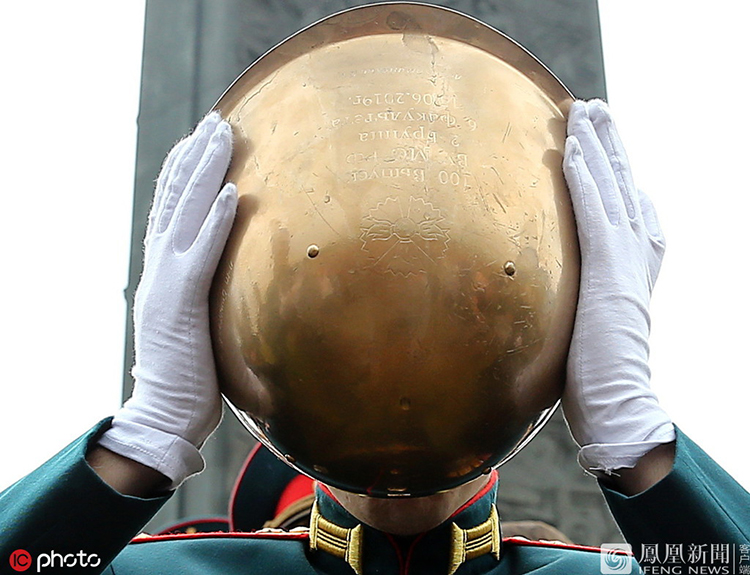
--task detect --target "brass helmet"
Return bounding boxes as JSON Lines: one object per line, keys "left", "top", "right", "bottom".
{"left": 211, "top": 3, "right": 579, "bottom": 497}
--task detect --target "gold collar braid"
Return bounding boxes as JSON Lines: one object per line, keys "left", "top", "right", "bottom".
{"left": 309, "top": 502, "right": 501, "bottom": 575}
{"left": 449, "top": 505, "right": 501, "bottom": 574}
{"left": 309, "top": 502, "right": 364, "bottom": 575}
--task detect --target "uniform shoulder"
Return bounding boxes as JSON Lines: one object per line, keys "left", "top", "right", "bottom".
{"left": 112, "top": 529, "right": 311, "bottom": 574}
{"left": 504, "top": 536, "right": 604, "bottom": 554}
{"left": 503, "top": 537, "right": 636, "bottom": 573}
{"left": 130, "top": 527, "right": 309, "bottom": 545}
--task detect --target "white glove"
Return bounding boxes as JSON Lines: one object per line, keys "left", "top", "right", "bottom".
{"left": 98, "top": 112, "right": 237, "bottom": 487}
{"left": 562, "top": 99, "right": 675, "bottom": 474}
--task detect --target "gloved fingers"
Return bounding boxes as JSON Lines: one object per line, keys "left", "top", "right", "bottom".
{"left": 148, "top": 136, "right": 191, "bottom": 238}
{"left": 563, "top": 135, "right": 608, "bottom": 242}
{"left": 172, "top": 119, "right": 233, "bottom": 254}
{"left": 638, "top": 188, "right": 666, "bottom": 287}
{"left": 155, "top": 112, "right": 225, "bottom": 237}
{"left": 188, "top": 182, "right": 238, "bottom": 271}
{"left": 586, "top": 100, "right": 639, "bottom": 223}
{"left": 637, "top": 188, "right": 665, "bottom": 246}
{"left": 566, "top": 100, "right": 622, "bottom": 226}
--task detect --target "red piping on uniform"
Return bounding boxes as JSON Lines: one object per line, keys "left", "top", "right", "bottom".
{"left": 402, "top": 532, "right": 427, "bottom": 575}
{"left": 130, "top": 531, "right": 309, "bottom": 544}
{"left": 318, "top": 482, "right": 339, "bottom": 503}
{"left": 228, "top": 442, "right": 263, "bottom": 531}
{"left": 156, "top": 517, "right": 228, "bottom": 535}
{"left": 384, "top": 532, "right": 407, "bottom": 574}
{"left": 275, "top": 474, "right": 315, "bottom": 517}
{"left": 449, "top": 470, "right": 498, "bottom": 518}
{"left": 502, "top": 536, "right": 629, "bottom": 555}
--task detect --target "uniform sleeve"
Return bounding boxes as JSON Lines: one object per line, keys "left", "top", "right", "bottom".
{"left": 0, "top": 418, "right": 170, "bottom": 572}
{"left": 602, "top": 427, "right": 750, "bottom": 549}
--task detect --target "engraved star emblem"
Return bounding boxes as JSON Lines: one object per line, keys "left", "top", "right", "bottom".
{"left": 360, "top": 196, "right": 450, "bottom": 276}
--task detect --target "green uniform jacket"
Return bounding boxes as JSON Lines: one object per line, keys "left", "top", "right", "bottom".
{"left": 1, "top": 419, "right": 748, "bottom": 575}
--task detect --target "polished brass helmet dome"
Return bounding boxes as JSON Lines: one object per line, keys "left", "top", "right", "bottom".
{"left": 211, "top": 2, "right": 579, "bottom": 497}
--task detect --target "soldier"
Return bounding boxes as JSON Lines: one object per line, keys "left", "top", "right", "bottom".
{"left": 2, "top": 99, "right": 747, "bottom": 575}
{"left": 2, "top": 4, "right": 749, "bottom": 573}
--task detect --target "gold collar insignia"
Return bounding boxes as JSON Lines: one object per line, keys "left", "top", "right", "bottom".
{"left": 309, "top": 502, "right": 501, "bottom": 575}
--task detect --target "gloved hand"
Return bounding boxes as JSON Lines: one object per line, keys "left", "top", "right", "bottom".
{"left": 98, "top": 112, "right": 237, "bottom": 488}
{"left": 562, "top": 99, "right": 675, "bottom": 474}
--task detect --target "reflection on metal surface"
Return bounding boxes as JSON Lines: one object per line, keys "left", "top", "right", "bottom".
{"left": 210, "top": 2, "right": 579, "bottom": 497}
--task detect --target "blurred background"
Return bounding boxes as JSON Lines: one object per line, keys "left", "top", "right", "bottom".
{"left": 2, "top": 1, "right": 748, "bottom": 544}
